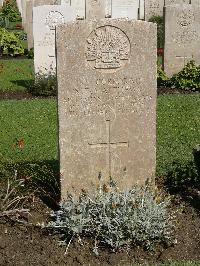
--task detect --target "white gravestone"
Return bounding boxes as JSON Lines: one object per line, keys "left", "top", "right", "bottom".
{"left": 71, "top": 0, "right": 86, "bottom": 19}
{"left": 112, "top": 0, "right": 139, "bottom": 19}
{"left": 165, "top": 0, "right": 190, "bottom": 4}
{"left": 139, "top": 0, "right": 145, "bottom": 20}
{"left": 86, "top": 0, "right": 106, "bottom": 19}
{"left": 16, "top": 0, "right": 22, "bottom": 14}
{"left": 145, "top": 0, "right": 164, "bottom": 21}
{"left": 33, "top": 5, "right": 76, "bottom": 75}
{"left": 164, "top": 4, "right": 200, "bottom": 76}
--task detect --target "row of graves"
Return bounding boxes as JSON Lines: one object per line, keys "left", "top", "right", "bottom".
{"left": 12, "top": 0, "right": 200, "bottom": 195}
{"left": 15, "top": 0, "right": 200, "bottom": 78}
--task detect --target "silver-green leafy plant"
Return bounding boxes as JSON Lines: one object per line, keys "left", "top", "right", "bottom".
{"left": 48, "top": 185, "right": 175, "bottom": 253}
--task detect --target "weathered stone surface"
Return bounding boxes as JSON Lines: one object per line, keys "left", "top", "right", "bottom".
{"left": 57, "top": 19, "right": 157, "bottom": 197}
{"left": 26, "top": 0, "right": 56, "bottom": 50}
{"left": 33, "top": 5, "right": 76, "bottom": 74}
{"left": 71, "top": 0, "right": 86, "bottom": 19}
{"left": 165, "top": 0, "right": 190, "bottom": 5}
{"left": 164, "top": 4, "right": 200, "bottom": 76}
{"left": 139, "top": 0, "right": 145, "bottom": 19}
{"left": 145, "top": 0, "right": 164, "bottom": 21}
{"left": 191, "top": 0, "right": 200, "bottom": 4}
{"left": 112, "top": 0, "right": 139, "bottom": 19}
{"left": 86, "top": 0, "right": 106, "bottom": 19}
{"left": 21, "top": 0, "right": 28, "bottom": 32}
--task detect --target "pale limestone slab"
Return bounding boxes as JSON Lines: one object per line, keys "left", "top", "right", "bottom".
{"left": 191, "top": 0, "right": 200, "bottom": 4}
{"left": 86, "top": 0, "right": 106, "bottom": 19}
{"left": 105, "top": 0, "right": 112, "bottom": 17}
{"left": 165, "top": 0, "right": 190, "bottom": 4}
{"left": 145, "top": 0, "right": 164, "bottom": 21}
{"left": 71, "top": 0, "right": 86, "bottom": 19}
{"left": 57, "top": 19, "right": 157, "bottom": 197}
{"left": 21, "top": 0, "right": 28, "bottom": 32}
{"left": 112, "top": 0, "right": 139, "bottom": 19}
{"left": 164, "top": 4, "right": 200, "bottom": 76}
{"left": 61, "top": 0, "right": 70, "bottom": 4}
{"left": 16, "top": 0, "right": 22, "bottom": 14}
{"left": 33, "top": 5, "right": 76, "bottom": 74}
{"left": 139, "top": 0, "right": 145, "bottom": 19}
{"left": 26, "top": 0, "right": 56, "bottom": 50}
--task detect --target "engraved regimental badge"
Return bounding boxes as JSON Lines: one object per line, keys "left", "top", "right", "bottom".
{"left": 86, "top": 26, "right": 130, "bottom": 71}
{"left": 45, "top": 11, "right": 65, "bottom": 30}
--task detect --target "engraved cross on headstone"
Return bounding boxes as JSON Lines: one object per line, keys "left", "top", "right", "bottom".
{"left": 88, "top": 108, "right": 129, "bottom": 178}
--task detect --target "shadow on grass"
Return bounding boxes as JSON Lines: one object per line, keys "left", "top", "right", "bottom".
{"left": 1, "top": 160, "right": 60, "bottom": 210}
{"left": 163, "top": 159, "right": 200, "bottom": 211}
{"left": 11, "top": 79, "right": 34, "bottom": 90}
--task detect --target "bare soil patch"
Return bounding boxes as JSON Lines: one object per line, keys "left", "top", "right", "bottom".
{"left": 0, "top": 195, "right": 199, "bottom": 266}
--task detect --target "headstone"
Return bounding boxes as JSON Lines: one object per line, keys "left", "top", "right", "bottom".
{"left": 61, "top": 0, "right": 70, "bottom": 4}
{"left": 57, "top": 19, "right": 157, "bottom": 197}
{"left": 26, "top": 0, "right": 56, "bottom": 50}
{"left": 164, "top": 4, "right": 200, "bottom": 76}
{"left": 165, "top": 0, "right": 190, "bottom": 5}
{"left": 139, "top": 0, "right": 145, "bottom": 20}
{"left": 112, "top": 0, "right": 139, "bottom": 19}
{"left": 71, "top": 0, "right": 86, "bottom": 19}
{"left": 0, "top": 0, "right": 4, "bottom": 8}
{"left": 16, "top": 0, "right": 22, "bottom": 14}
{"left": 145, "top": 0, "right": 164, "bottom": 21}
{"left": 21, "top": 0, "right": 28, "bottom": 32}
{"left": 86, "top": 0, "right": 106, "bottom": 19}
{"left": 33, "top": 5, "right": 76, "bottom": 75}
{"left": 105, "top": 0, "right": 112, "bottom": 17}
{"left": 191, "top": 0, "right": 200, "bottom": 4}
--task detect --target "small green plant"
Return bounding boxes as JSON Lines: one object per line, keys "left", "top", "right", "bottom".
{"left": 0, "top": 1, "right": 21, "bottom": 22}
{"left": 170, "top": 61, "right": 200, "bottom": 91}
{"left": 29, "top": 72, "right": 57, "bottom": 97}
{"left": 25, "top": 47, "right": 34, "bottom": 59}
{"left": 149, "top": 16, "right": 164, "bottom": 48}
{"left": 48, "top": 185, "right": 175, "bottom": 254}
{"left": 0, "top": 27, "right": 24, "bottom": 56}
{"left": 157, "top": 67, "right": 170, "bottom": 87}
{"left": 165, "top": 161, "right": 199, "bottom": 192}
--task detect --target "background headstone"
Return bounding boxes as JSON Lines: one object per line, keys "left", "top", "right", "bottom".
{"left": 21, "top": 0, "right": 28, "bottom": 32}
{"left": 165, "top": 0, "right": 190, "bottom": 5}
{"left": 105, "top": 0, "right": 112, "bottom": 17}
{"left": 33, "top": 5, "right": 76, "bottom": 74}
{"left": 164, "top": 4, "right": 200, "bottom": 76}
{"left": 16, "top": 0, "right": 22, "bottom": 14}
{"left": 112, "top": 0, "right": 139, "bottom": 19}
{"left": 139, "top": 0, "right": 145, "bottom": 19}
{"left": 57, "top": 19, "right": 157, "bottom": 197}
{"left": 86, "top": 0, "right": 106, "bottom": 19}
{"left": 145, "top": 0, "right": 164, "bottom": 21}
{"left": 191, "top": 0, "right": 200, "bottom": 4}
{"left": 26, "top": 0, "right": 56, "bottom": 50}
{"left": 71, "top": 0, "right": 86, "bottom": 19}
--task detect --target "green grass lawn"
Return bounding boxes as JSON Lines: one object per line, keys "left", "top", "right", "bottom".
{"left": 157, "top": 94, "right": 200, "bottom": 176}
{"left": 0, "top": 99, "right": 58, "bottom": 164}
{"left": 0, "top": 94, "right": 199, "bottom": 177}
{"left": 0, "top": 59, "right": 34, "bottom": 92}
